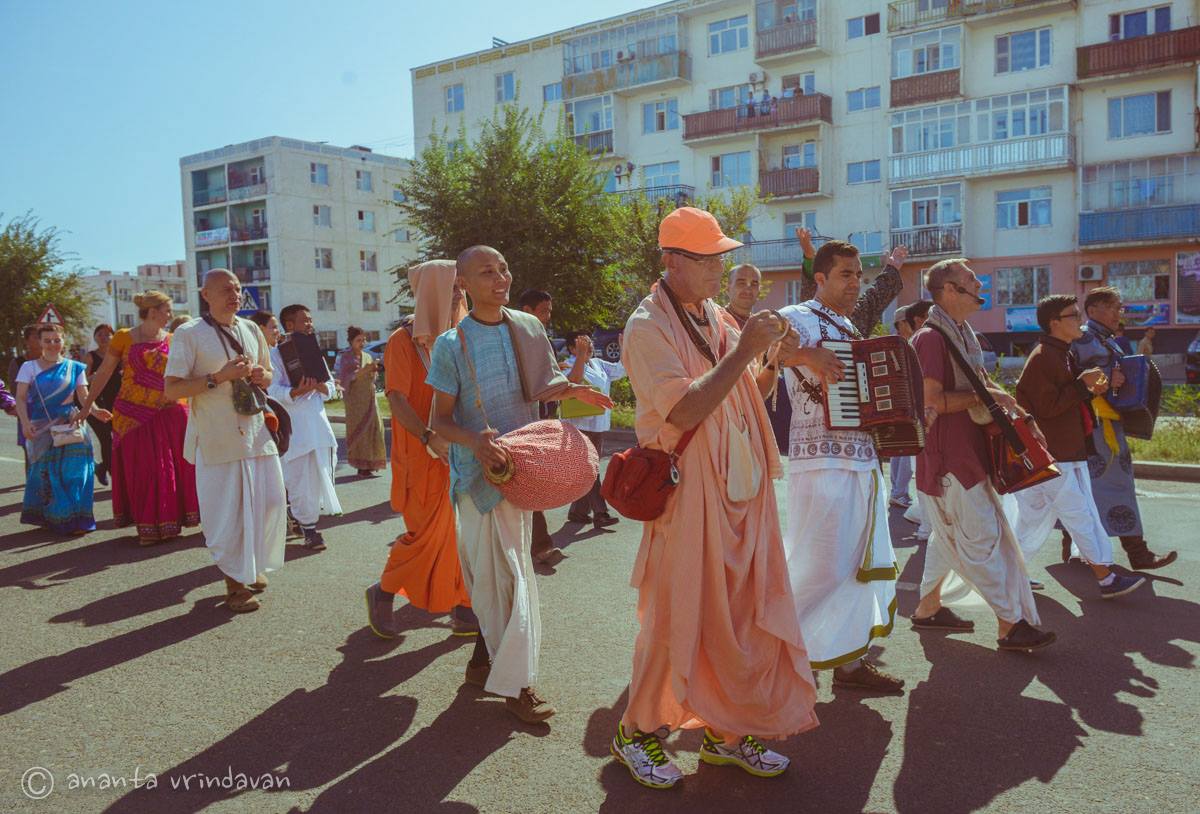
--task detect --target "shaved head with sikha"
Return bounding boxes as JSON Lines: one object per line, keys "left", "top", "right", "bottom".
{"left": 455, "top": 245, "right": 512, "bottom": 315}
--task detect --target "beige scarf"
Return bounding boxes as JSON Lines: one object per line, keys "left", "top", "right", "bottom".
{"left": 925, "top": 304, "right": 991, "bottom": 424}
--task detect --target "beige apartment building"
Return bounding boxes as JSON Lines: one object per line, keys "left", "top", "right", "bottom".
{"left": 81, "top": 262, "right": 192, "bottom": 339}
{"left": 411, "top": 0, "right": 1200, "bottom": 353}
{"left": 179, "top": 137, "right": 417, "bottom": 351}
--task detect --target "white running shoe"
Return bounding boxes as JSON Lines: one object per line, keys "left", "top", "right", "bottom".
{"left": 699, "top": 729, "right": 790, "bottom": 777}
{"left": 611, "top": 723, "right": 683, "bottom": 789}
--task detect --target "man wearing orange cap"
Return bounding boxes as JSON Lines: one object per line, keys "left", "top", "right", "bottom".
{"left": 365, "top": 260, "right": 475, "bottom": 639}
{"left": 610, "top": 207, "right": 819, "bottom": 789}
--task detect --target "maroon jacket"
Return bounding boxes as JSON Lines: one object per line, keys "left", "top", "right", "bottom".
{"left": 1015, "top": 335, "right": 1095, "bottom": 462}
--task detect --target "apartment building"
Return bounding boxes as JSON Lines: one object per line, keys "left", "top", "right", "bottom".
{"left": 411, "top": 0, "right": 1200, "bottom": 352}
{"left": 81, "top": 262, "right": 193, "bottom": 337}
{"left": 179, "top": 137, "right": 417, "bottom": 351}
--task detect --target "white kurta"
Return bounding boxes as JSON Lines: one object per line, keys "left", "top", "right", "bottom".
{"left": 456, "top": 496, "right": 540, "bottom": 699}
{"left": 195, "top": 447, "right": 287, "bottom": 585}
{"left": 779, "top": 302, "right": 897, "bottom": 668}
{"left": 269, "top": 347, "right": 342, "bottom": 527}
{"left": 1014, "top": 460, "right": 1114, "bottom": 566}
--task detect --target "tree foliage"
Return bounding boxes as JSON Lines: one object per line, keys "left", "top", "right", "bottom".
{"left": 0, "top": 213, "right": 99, "bottom": 365}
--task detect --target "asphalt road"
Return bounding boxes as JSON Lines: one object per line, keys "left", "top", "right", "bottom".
{"left": 1, "top": 420, "right": 1197, "bottom": 814}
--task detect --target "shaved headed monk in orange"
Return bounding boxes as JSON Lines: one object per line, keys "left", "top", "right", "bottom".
{"left": 610, "top": 208, "right": 819, "bottom": 790}
{"left": 365, "top": 260, "right": 474, "bottom": 638}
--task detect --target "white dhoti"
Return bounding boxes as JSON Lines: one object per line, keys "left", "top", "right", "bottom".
{"left": 456, "top": 496, "right": 540, "bottom": 699}
{"left": 920, "top": 474, "right": 1038, "bottom": 625}
{"left": 195, "top": 448, "right": 287, "bottom": 585}
{"left": 785, "top": 468, "right": 897, "bottom": 668}
{"left": 283, "top": 447, "right": 342, "bottom": 528}
{"left": 1014, "top": 460, "right": 1113, "bottom": 566}
{"left": 904, "top": 492, "right": 932, "bottom": 538}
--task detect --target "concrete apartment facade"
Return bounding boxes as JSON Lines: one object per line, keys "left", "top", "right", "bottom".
{"left": 179, "top": 137, "right": 417, "bottom": 351}
{"left": 80, "top": 262, "right": 192, "bottom": 340}
{"left": 411, "top": 0, "right": 1200, "bottom": 353}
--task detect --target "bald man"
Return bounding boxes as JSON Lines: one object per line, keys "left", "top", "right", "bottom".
{"left": 164, "top": 269, "right": 286, "bottom": 614}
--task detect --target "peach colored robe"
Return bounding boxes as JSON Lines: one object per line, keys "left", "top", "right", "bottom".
{"left": 620, "top": 285, "right": 819, "bottom": 738}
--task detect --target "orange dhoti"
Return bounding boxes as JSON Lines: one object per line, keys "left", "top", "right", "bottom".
{"left": 381, "top": 327, "right": 469, "bottom": 612}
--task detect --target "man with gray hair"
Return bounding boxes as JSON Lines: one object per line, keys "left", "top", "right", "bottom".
{"left": 908, "top": 258, "right": 1055, "bottom": 652}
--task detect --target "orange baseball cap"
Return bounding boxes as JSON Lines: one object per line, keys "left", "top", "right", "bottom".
{"left": 658, "top": 206, "right": 743, "bottom": 256}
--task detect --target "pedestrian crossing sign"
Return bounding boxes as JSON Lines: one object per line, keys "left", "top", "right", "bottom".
{"left": 237, "top": 286, "right": 261, "bottom": 316}
{"left": 37, "top": 304, "right": 65, "bottom": 325}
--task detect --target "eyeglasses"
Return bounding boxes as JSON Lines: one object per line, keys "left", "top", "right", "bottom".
{"left": 665, "top": 248, "right": 723, "bottom": 264}
{"left": 1055, "top": 310, "right": 1082, "bottom": 321}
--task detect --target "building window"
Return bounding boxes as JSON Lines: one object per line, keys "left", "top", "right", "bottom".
{"left": 1108, "top": 91, "right": 1171, "bottom": 139}
{"left": 996, "top": 28, "right": 1051, "bottom": 74}
{"left": 782, "top": 73, "right": 815, "bottom": 97}
{"left": 565, "top": 94, "right": 613, "bottom": 135}
{"left": 784, "top": 211, "right": 817, "bottom": 238}
{"left": 847, "top": 13, "right": 881, "bottom": 40}
{"left": 317, "top": 290, "right": 336, "bottom": 312}
{"left": 355, "top": 170, "right": 373, "bottom": 192}
{"left": 362, "top": 291, "right": 381, "bottom": 312}
{"left": 310, "top": 162, "right": 329, "bottom": 185}
{"left": 117, "top": 287, "right": 133, "bottom": 302}
{"left": 642, "top": 99, "right": 679, "bottom": 133}
{"left": 365, "top": 330, "right": 381, "bottom": 342}
{"left": 359, "top": 250, "right": 378, "bottom": 272}
{"left": 847, "top": 160, "right": 881, "bottom": 184}
{"left": 708, "top": 15, "right": 749, "bottom": 55}
{"left": 1108, "top": 259, "right": 1171, "bottom": 302}
{"left": 495, "top": 72, "right": 515, "bottom": 103}
{"left": 543, "top": 82, "right": 562, "bottom": 102}
{"left": 357, "top": 210, "right": 375, "bottom": 232}
{"left": 993, "top": 266, "right": 1051, "bottom": 306}
{"left": 314, "top": 248, "right": 333, "bottom": 269}
{"left": 119, "top": 314, "right": 134, "bottom": 327}
{"left": 786, "top": 280, "right": 805, "bottom": 305}
{"left": 849, "top": 231, "right": 885, "bottom": 254}
{"left": 891, "top": 183, "right": 963, "bottom": 229}
{"left": 313, "top": 205, "right": 331, "bottom": 227}
{"left": 847, "top": 86, "right": 881, "bottom": 112}
{"left": 1082, "top": 154, "right": 1199, "bottom": 211}
{"left": 783, "top": 142, "right": 817, "bottom": 169}
{"left": 711, "top": 152, "right": 751, "bottom": 188}
{"left": 395, "top": 228, "right": 412, "bottom": 242}
{"left": 709, "top": 84, "right": 753, "bottom": 111}
{"left": 317, "top": 330, "right": 338, "bottom": 350}
{"left": 1110, "top": 6, "right": 1171, "bottom": 40}
{"left": 446, "top": 139, "right": 463, "bottom": 154}
{"left": 445, "top": 83, "right": 464, "bottom": 113}
{"left": 892, "top": 25, "right": 961, "bottom": 78}
{"left": 890, "top": 86, "right": 1066, "bottom": 155}
{"left": 642, "top": 160, "right": 681, "bottom": 188}
{"left": 996, "top": 186, "right": 1052, "bottom": 229}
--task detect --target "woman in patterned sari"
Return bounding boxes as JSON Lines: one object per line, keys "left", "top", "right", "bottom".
{"left": 81, "top": 291, "right": 200, "bottom": 545}
{"left": 15, "top": 324, "right": 111, "bottom": 535}
{"left": 336, "top": 326, "right": 386, "bottom": 477}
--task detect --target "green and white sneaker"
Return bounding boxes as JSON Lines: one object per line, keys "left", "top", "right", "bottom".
{"left": 699, "top": 729, "right": 790, "bottom": 778}
{"left": 610, "top": 723, "right": 682, "bottom": 789}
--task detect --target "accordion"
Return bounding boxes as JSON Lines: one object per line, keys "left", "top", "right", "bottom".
{"left": 1108, "top": 354, "right": 1162, "bottom": 440}
{"left": 819, "top": 335, "right": 926, "bottom": 458}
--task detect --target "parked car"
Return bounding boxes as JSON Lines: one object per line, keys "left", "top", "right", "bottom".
{"left": 551, "top": 328, "right": 623, "bottom": 363}
{"left": 1186, "top": 332, "right": 1200, "bottom": 385}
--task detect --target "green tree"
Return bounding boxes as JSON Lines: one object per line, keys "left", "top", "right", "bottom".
{"left": 0, "top": 213, "right": 99, "bottom": 365}
{"left": 391, "top": 103, "right": 627, "bottom": 331}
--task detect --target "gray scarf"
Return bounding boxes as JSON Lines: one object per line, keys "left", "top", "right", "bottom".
{"left": 924, "top": 304, "right": 985, "bottom": 395}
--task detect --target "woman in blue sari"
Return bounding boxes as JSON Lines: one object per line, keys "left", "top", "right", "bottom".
{"left": 14, "top": 324, "right": 111, "bottom": 535}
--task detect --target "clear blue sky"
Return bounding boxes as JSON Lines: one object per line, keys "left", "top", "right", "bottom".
{"left": 0, "top": 0, "right": 648, "bottom": 272}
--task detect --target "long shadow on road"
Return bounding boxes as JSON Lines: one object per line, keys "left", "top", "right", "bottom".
{"left": 0, "top": 531, "right": 205, "bottom": 590}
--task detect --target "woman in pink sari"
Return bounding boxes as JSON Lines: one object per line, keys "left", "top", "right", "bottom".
{"left": 81, "top": 291, "right": 199, "bottom": 545}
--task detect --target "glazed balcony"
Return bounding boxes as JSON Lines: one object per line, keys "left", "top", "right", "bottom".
{"left": 1079, "top": 204, "right": 1200, "bottom": 247}
{"left": 683, "top": 93, "right": 831, "bottom": 142}
{"left": 755, "top": 19, "right": 818, "bottom": 61}
{"left": 891, "top": 69, "right": 960, "bottom": 108}
{"left": 194, "top": 226, "right": 229, "bottom": 248}
{"left": 573, "top": 129, "right": 615, "bottom": 156}
{"left": 887, "top": 0, "right": 1076, "bottom": 33}
{"left": 1077, "top": 26, "right": 1200, "bottom": 80}
{"left": 192, "top": 186, "right": 227, "bottom": 207}
{"left": 890, "top": 224, "right": 962, "bottom": 257}
{"left": 563, "top": 52, "right": 691, "bottom": 100}
{"left": 890, "top": 132, "right": 1073, "bottom": 184}
{"left": 617, "top": 184, "right": 695, "bottom": 206}
{"left": 759, "top": 167, "right": 821, "bottom": 198}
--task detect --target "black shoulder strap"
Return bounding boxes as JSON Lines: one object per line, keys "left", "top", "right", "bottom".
{"left": 203, "top": 314, "right": 245, "bottom": 358}
{"left": 926, "top": 323, "right": 1027, "bottom": 455}
{"left": 812, "top": 307, "right": 862, "bottom": 340}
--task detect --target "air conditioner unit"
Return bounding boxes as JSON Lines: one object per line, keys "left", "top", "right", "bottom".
{"left": 749, "top": 71, "right": 765, "bottom": 85}
{"left": 1078, "top": 264, "right": 1103, "bottom": 282}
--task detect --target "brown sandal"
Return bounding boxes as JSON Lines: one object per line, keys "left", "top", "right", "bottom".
{"left": 248, "top": 574, "right": 268, "bottom": 593}
{"left": 226, "top": 589, "right": 260, "bottom": 613}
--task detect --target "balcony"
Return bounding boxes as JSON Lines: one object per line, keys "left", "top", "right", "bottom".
{"left": 192, "top": 186, "right": 227, "bottom": 207}
{"left": 890, "top": 132, "right": 1073, "bottom": 184}
{"left": 755, "top": 19, "right": 818, "bottom": 61}
{"left": 760, "top": 167, "right": 821, "bottom": 198}
{"left": 228, "top": 180, "right": 268, "bottom": 202}
{"left": 1080, "top": 204, "right": 1200, "bottom": 247}
{"left": 888, "top": 0, "right": 1075, "bottom": 33}
{"left": 890, "top": 224, "right": 962, "bottom": 257}
{"left": 891, "top": 69, "right": 960, "bottom": 108}
{"left": 738, "top": 238, "right": 808, "bottom": 270}
{"left": 563, "top": 52, "right": 691, "bottom": 100}
{"left": 1077, "top": 27, "right": 1200, "bottom": 81}
{"left": 683, "top": 93, "right": 832, "bottom": 142}
{"left": 234, "top": 265, "right": 271, "bottom": 284}
{"left": 195, "top": 226, "right": 229, "bottom": 248}
{"left": 574, "top": 130, "right": 614, "bottom": 156}
{"left": 230, "top": 224, "right": 269, "bottom": 242}
{"left": 617, "top": 184, "right": 694, "bottom": 207}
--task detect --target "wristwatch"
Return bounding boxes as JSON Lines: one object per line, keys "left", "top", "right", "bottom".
{"left": 420, "top": 428, "right": 433, "bottom": 446}
{"left": 205, "top": 373, "right": 218, "bottom": 390}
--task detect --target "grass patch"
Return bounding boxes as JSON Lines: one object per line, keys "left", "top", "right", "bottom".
{"left": 1129, "top": 418, "right": 1200, "bottom": 464}
{"left": 324, "top": 393, "right": 391, "bottom": 420}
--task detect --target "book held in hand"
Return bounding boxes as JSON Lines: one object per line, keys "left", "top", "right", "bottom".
{"left": 278, "top": 332, "right": 331, "bottom": 383}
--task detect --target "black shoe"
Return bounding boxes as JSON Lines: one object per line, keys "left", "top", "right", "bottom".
{"left": 566, "top": 513, "right": 591, "bottom": 524}
{"left": 1128, "top": 549, "right": 1177, "bottom": 571}
{"left": 997, "top": 620, "right": 1056, "bottom": 652}
{"left": 593, "top": 513, "right": 619, "bottom": 530}
{"left": 303, "top": 528, "right": 327, "bottom": 552}
{"left": 95, "top": 467, "right": 109, "bottom": 487}
{"left": 832, "top": 660, "right": 905, "bottom": 694}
